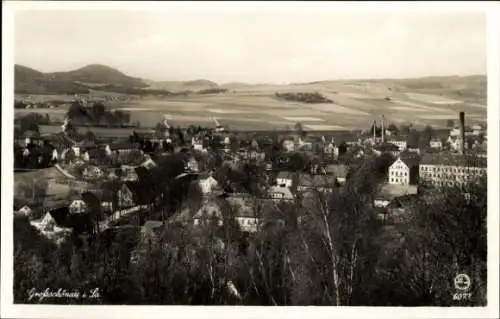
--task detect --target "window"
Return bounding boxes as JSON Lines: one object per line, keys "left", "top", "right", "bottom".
{"left": 391, "top": 178, "right": 394, "bottom": 182}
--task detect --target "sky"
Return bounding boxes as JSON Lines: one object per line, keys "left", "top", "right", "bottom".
{"left": 13, "top": 5, "right": 486, "bottom": 84}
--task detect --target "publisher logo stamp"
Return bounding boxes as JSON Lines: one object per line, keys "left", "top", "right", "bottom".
{"left": 452, "top": 273, "right": 472, "bottom": 301}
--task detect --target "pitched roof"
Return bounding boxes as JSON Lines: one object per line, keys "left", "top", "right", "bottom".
{"left": 194, "top": 201, "right": 223, "bottom": 219}
{"left": 277, "top": 171, "right": 294, "bottom": 179}
{"left": 298, "top": 174, "right": 336, "bottom": 187}
{"left": 268, "top": 186, "right": 294, "bottom": 199}
{"left": 325, "top": 164, "right": 348, "bottom": 178}
{"left": 420, "top": 153, "right": 487, "bottom": 168}
{"left": 226, "top": 195, "right": 256, "bottom": 217}
{"left": 376, "top": 143, "right": 400, "bottom": 152}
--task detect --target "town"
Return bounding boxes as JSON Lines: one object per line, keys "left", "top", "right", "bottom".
{"left": 13, "top": 98, "right": 487, "bottom": 306}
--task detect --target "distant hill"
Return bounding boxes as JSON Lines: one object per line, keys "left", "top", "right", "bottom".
{"left": 14, "top": 64, "right": 158, "bottom": 95}
{"left": 220, "top": 82, "right": 255, "bottom": 89}
{"left": 144, "top": 78, "right": 219, "bottom": 93}
{"left": 51, "top": 64, "right": 148, "bottom": 88}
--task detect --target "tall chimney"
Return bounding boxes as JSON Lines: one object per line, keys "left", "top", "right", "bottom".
{"left": 381, "top": 115, "right": 385, "bottom": 143}
{"left": 373, "top": 120, "right": 376, "bottom": 142}
{"left": 459, "top": 111, "right": 465, "bottom": 154}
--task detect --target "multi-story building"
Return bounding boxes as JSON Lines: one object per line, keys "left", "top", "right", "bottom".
{"left": 419, "top": 153, "right": 487, "bottom": 187}
{"left": 388, "top": 155, "right": 420, "bottom": 185}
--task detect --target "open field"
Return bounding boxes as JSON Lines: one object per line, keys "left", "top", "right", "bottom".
{"left": 15, "top": 76, "right": 486, "bottom": 132}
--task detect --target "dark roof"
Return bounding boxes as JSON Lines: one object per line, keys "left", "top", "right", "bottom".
{"left": 398, "top": 153, "right": 420, "bottom": 168}
{"left": 48, "top": 207, "right": 72, "bottom": 227}
{"left": 277, "top": 171, "right": 294, "bottom": 179}
{"left": 420, "top": 153, "right": 487, "bottom": 168}
{"left": 124, "top": 181, "right": 156, "bottom": 205}
{"left": 376, "top": 143, "right": 400, "bottom": 152}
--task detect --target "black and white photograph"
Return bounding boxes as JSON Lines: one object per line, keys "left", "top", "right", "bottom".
{"left": 1, "top": 1, "right": 499, "bottom": 318}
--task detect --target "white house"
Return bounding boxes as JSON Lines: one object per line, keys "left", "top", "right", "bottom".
{"left": 388, "top": 156, "right": 420, "bottom": 185}
{"left": 324, "top": 142, "right": 339, "bottom": 158}
{"left": 52, "top": 149, "right": 59, "bottom": 161}
{"left": 199, "top": 176, "right": 219, "bottom": 195}
{"left": 276, "top": 171, "right": 294, "bottom": 188}
{"left": 429, "top": 138, "right": 443, "bottom": 149}
{"left": 471, "top": 124, "right": 483, "bottom": 136}
{"left": 30, "top": 212, "right": 72, "bottom": 244}
{"left": 193, "top": 201, "right": 223, "bottom": 227}
{"left": 82, "top": 151, "right": 90, "bottom": 162}
{"left": 69, "top": 200, "right": 87, "bottom": 214}
{"left": 268, "top": 186, "right": 294, "bottom": 202}
{"left": 72, "top": 146, "right": 81, "bottom": 157}
{"left": 282, "top": 140, "right": 295, "bottom": 152}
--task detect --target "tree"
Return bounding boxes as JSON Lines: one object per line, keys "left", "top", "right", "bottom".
{"left": 446, "top": 119, "right": 455, "bottom": 128}
{"left": 294, "top": 122, "right": 305, "bottom": 137}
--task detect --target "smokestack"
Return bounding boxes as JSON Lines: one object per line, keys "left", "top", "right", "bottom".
{"left": 381, "top": 115, "right": 385, "bottom": 143}
{"left": 459, "top": 111, "right": 465, "bottom": 154}
{"left": 373, "top": 120, "right": 376, "bottom": 142}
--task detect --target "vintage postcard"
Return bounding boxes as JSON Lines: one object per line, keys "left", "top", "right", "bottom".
{"left": 1, "top": 1, "right": 499, "bottom": 318}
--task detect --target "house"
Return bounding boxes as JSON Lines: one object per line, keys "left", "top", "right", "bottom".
{"left": 446, "top": 136, "right": 464, "bottom": 152}
{"left": 82, "top": 165, "right": 104, "bottom": 179}
{"left": 297, "top": 174, "right": 337, "bottom": 193}
{"left": 226, "top": 195, "right": 261, "bottom": 233}
{"left": 282, "top": 140, "right": 295, "bottom": 152}
{"left": 268, "top": 186, "right": 294, "bottom": 201}
{"left": 121, "top": 165, "right": 139, "bottom": 181}
{"left": 68, "top": 199, "right": 87, "bottom": 214}
{"left": 374, "top": 143, "right": 400, "bottom": 157}
{"left": 198, "top": 174, "right": 220, "bottom": 195}
{"left": 192, "top": 137, "right": 205, "bottom": 151}
{"left": 388, "top": 139, "right": 407, "bottom": 151}
{"left": 15, "top": 204, "right": 34, "bottom": 217}
{"left": 141, "top": 157, "right": 157, "bottom": 170}
{"left": 276, "top": 171, "right": 294, "bottom": 188}
{"left": 324, "top": 164, "right": 348, "bottom": 184}
{"left": 193, "top": 200, "right": 223, "bottom": 227}
{"left": 117, "top": 183, "right": 136, "bottom": 208}
{"left": 30, "top": 210, "right": 73, "bottom": 244}
{"left": 297, "top": 137, "right": 313, "bottom": 151}
{"left": 185, "top": 156, "right": 200, "bottom": 173}
{"left": 324, "top": 142, "right": 339, "bottom": 158}
{"left": 419, "top": 153, "right": 487, "bottom": 187}
{"left": 471, "top": 124, "right": 483, "bottom": 136}
{"left": 429, "top": 138, "right": 443, "bottom": 149}
{"left": 388, "top": 155, "right": 420, "bottom": 185}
